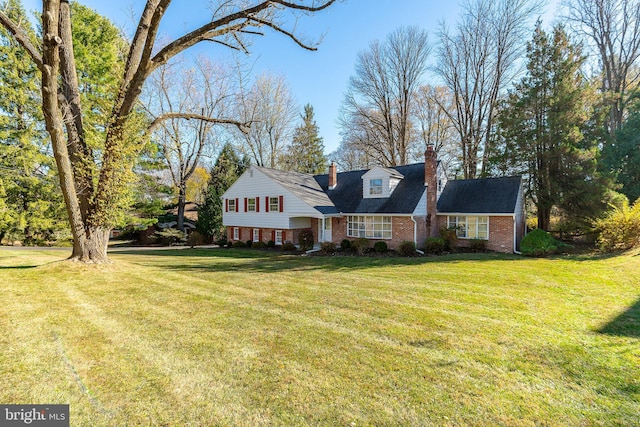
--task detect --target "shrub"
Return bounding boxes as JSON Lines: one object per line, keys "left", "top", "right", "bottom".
{"left": 321, "top": 242, "right": 336, "bottom": 253}
{"left": 298, "top": 229, "right": 315, "bottom": 251}
{"left": 594, "top": 199, "right": 640, "bottom": 252}
{"left": 398, "top": 241, "right": 417, "bottom": 257}
{"left": 245, "top": 240, "right": 253, "bottom": 248}
{"left": 253, "top": 241, "right": 267, "bottom": 249}
{"left": 469, "top": 238, "right": 487, "bottom": 252}
{"left": 440, "top": 227, "right": 458, "bottom": 250}
{"left": 424, "top": 237, "right": 446, "bottom": 254}
{"left": 352, "top": 238, "right": 370, "bottom": 255}
{"left": 226, "top": 241, "right": 233, "bottom": 248}
{"left": 215, "top": 237, "right": 228, "bottom": 247}
{"left": 340, "top": 239, "right": 352, "bottom": 250}
{"left": 232, "top": 241, "right": 246, "bottom": 248}
{"left": 520, "top": 228, "right": 569, "bottom": 257}
{"left": 154, "top": 228, "right": 187, "bottom": 246}
{"left": 267, "top": 240, "right": 275, "bottom": 248}
{"left": 186, "top": 231, "right": 207, "bottom": 247}
{"left": 374, "top": 241, "right": 388, "bottom": 253}
{"left": 281, "top": 242, "right": 297, "bottom": 251}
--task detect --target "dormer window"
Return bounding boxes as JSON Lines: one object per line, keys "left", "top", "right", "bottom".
{"left": 369, "top": 179, "right": 383, "bottom": 195}
{"left": 362, "top": 166, "right": 404, "bottom": 199}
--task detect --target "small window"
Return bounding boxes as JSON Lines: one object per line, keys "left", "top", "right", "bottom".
{"left": 269, "top": 197, "right": 280, "bottom": 212}
{"left": 275, "top": 230, "right": 283, "bottom": 245}
{"left": 233, "top": 227, "right": 239, "bottom": 240}
{"left": 228, "top": 199, "right": 236, "bottom": 212}
{"left": 247, "top": 198, "right": 256, "bottom": 212}
{"left": 253, "top": 229, "right": 260, "bottom": 242}
{"left": 369, "top": 179, "right": 383, "bottom": 195}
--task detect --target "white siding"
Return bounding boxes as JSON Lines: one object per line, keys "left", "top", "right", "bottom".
{"left": 222, "top": 167, "right": 321, "bottom": 229}
{"left": 412, "top": 189, "right": 427, "bottom": 216}
{"left": 362, "top": 167, "right": 403, "bottom": 199}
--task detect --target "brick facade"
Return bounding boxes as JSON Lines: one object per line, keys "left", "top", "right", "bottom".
{"left": 227, "top": 226, "right": 311, "bottom": 245}
{"left": 437, "top": 215, "right": 515, "bottom": 253}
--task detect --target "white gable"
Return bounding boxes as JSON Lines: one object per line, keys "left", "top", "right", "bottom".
{"left": 362, "top": 166, "right": 404, "bottom": 199}
{"left": 222, "top": 166, "right": 323, "bottom": 229}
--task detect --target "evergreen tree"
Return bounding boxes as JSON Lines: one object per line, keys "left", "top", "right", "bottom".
{"left": 492, "top": 24, "right": 609, "bottom": 231}
{"left": 0, "top": 0, "right": 66, "bottom": 244}
{"left": 281, "top": 104, "right": 327, "bottom": 174}
{"left": 603, "top": 98, "right": 640, "bottom": 203}
{"left": 197, "top": 143, "right": 249, "bottom": 240}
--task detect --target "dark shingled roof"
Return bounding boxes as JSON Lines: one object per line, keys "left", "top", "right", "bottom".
{"left": 437, "top": 176, "right": 522, "bottom": 214}
{"left": 314, "top": 163, "right": 426, "bottom": 214}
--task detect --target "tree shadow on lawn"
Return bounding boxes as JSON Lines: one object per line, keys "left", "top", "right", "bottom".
{"left": 598, "top": 297, "right": 640, "bottom": 338}
{"left": 114, "top": 247, "right": 525, "bottom": 274}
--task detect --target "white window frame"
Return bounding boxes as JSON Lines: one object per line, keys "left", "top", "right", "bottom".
{"left": 253, "top": 228, "right": 260, "bottom": 242}
{"left": 233, "top": 227, "right": 239, "bottom": 240}
{"left": 448, "top": 216, "right": 489, "bottom": 240}
{"left": 275, "top": 230, "right": 283, "bottom": 245}
{"left": 247, "top": 198, "right": 256, "bottom": 212}
{"left": 369, "top": 178, "right": 383, "bottom": 195}
{"left": 269, "top": 197, "right": 280, "bottom": 212}
{"left": 347, "top": 215, "right": 392, "bottom": 239}
{"left": 228, "top": 199, "right": 236, "bottom": 212}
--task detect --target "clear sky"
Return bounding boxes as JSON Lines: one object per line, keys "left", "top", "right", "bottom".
{"left": 20, "top": 0, "right": 562, "bottom": 154}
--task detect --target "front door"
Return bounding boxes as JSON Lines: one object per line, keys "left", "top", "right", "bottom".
{"left": 319, "top": 218, "right": 332, "bottom": 242}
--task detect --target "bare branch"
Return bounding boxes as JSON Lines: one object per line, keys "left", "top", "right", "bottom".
{"left": 0, "top": 9, "right": 43, "bottom": 71}
{"left": 147, "top": 113, "right": 249, "bottom": 135}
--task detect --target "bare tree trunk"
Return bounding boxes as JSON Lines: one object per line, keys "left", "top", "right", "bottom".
{"left": 177, "top": 182, "right": 187, "bottom": 231}
{"left": 71, "top": 227, "right": 110, "bottom": 263}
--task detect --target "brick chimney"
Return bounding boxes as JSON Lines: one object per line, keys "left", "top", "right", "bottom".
{"left": 328, "top": 162, "right": 337, "bottom": 190}
{"left": 425, "top": 144, "right": 439, "bottom": 237}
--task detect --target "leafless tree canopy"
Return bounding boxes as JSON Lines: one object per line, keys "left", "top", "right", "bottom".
{"left": 339, "top": 26, "right": 430, "bottom": 167}
{"left": 435, "top": 0, "right": 542, "bottom": 178}
{"left": 146, "top": 58, "right": 237, "bottom": 230}
{"left": 234, "top": 72, "right": 298, "bottom": 168}
{"left": 565, "top": 0, "right": 640, "bottom": 137}
{"left": 0, "top": 0, "right": 335, "bottom": 262}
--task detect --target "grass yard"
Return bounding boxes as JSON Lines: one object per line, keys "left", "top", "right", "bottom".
{"left": 0, "top": 248, "right": 639, "bottom": 426}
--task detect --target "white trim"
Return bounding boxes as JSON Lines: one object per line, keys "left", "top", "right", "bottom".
{"left": 411, "top": 216, "right": 417, "bottom": 247}
{"left": 253, "top": 228, "right": 260, "bottom": 242}
{"left": 233, "top": 227, "right": 239, "bottom": 240}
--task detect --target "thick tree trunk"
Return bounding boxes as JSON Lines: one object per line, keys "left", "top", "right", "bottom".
{"left": 70, "top": 227, "right": 111, "bottom": 263}
{"left": 537, "top": 207, "right": 551, "bottom": 232}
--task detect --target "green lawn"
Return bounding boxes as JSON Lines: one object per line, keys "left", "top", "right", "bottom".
{"left": 0, "top": 248, "right": 638, "bottom": 426}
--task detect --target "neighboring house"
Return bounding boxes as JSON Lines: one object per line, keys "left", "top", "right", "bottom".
{"left": 222, "top": 146, "right": 526, "bottom": 253}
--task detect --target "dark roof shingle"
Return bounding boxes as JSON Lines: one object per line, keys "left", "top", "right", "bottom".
{"left": 437, "top": 176, "right": 522, "bottom": 214}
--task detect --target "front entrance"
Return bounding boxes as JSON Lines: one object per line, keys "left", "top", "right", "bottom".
{"left": 319, "top": 218, "right": 332, "bottom": 242}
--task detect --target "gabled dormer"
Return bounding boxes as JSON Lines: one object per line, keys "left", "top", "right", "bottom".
{"left": 362, "top": 166, "right": 404, "bottom": 199}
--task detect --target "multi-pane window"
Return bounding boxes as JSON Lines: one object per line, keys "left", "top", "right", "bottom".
{"left": 253, "top": 228, "right": 260, "bottom": 242}
{"left": 233, "top": 227, "right": 239, "bottom": 240}
{"left": 347, "top": 216, "right": 392, "bottom": 239}
{"left": 269, "top": 197, "right": 280, "bottom": 212}
{"left": 228, "top": 199, "right": 236, "bottom": 212}
{"left": 448, "top": 216, "right": 488, "bottom": 239}
{"left": 275, "top": 230, "right": 283, "bottom": 245}
{"left": 369, "top": 179, "right": 383, "bottom": 195}
{"left": 247, "top": 198, "right": 256, "bottom": 212}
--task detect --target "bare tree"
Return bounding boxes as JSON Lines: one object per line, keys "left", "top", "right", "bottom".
{"left": 0, "top": 0, "right": 335, "bottom": 262}
{"left": 565, "top": 0, "right": 640, "bottom": 138}
{"left": 146, "top": 58, "right": 235, "bottom": 231}
{"left": 340, "top": 26, "right": 430, "bottom": 167}
{"left": 235, "top": 72, "right": 297, "bottom": 168}
{"left": 412, "top": 85, "right": 459, "bottom": 174}
{"left": 435, "top": 0, "right": 541, "bottom": 178}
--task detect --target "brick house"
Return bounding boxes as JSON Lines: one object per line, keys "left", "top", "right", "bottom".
{"left": 222, "top": 146, "right": 526, "bottom": 253}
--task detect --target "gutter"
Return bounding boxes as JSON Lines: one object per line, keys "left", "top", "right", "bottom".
{"left": 411, "top": 215, "right": 425, "bottom": 255}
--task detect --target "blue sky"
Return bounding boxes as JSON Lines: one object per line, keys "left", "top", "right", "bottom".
{"left": 21, "top": 0, "right": 561, "bottom": 153}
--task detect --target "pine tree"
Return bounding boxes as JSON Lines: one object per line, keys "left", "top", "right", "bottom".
{"left": 282, "top": 104, "right": 327, "bottom": 174}
{"left": 492, "top": 24, "right": 609, "bottom": 231}
{"left": 197, "top": 143, "right": 249, "bottom": 240}
{"left": 0, "top": 0, "right": 66, "bottom": 244}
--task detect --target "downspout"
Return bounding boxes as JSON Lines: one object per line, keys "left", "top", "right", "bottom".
{"left": 411, "top": 216, "right": 425, "bottom": 255}
{"left": 513, "top": 214, "right": 521, "bottom": 255}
